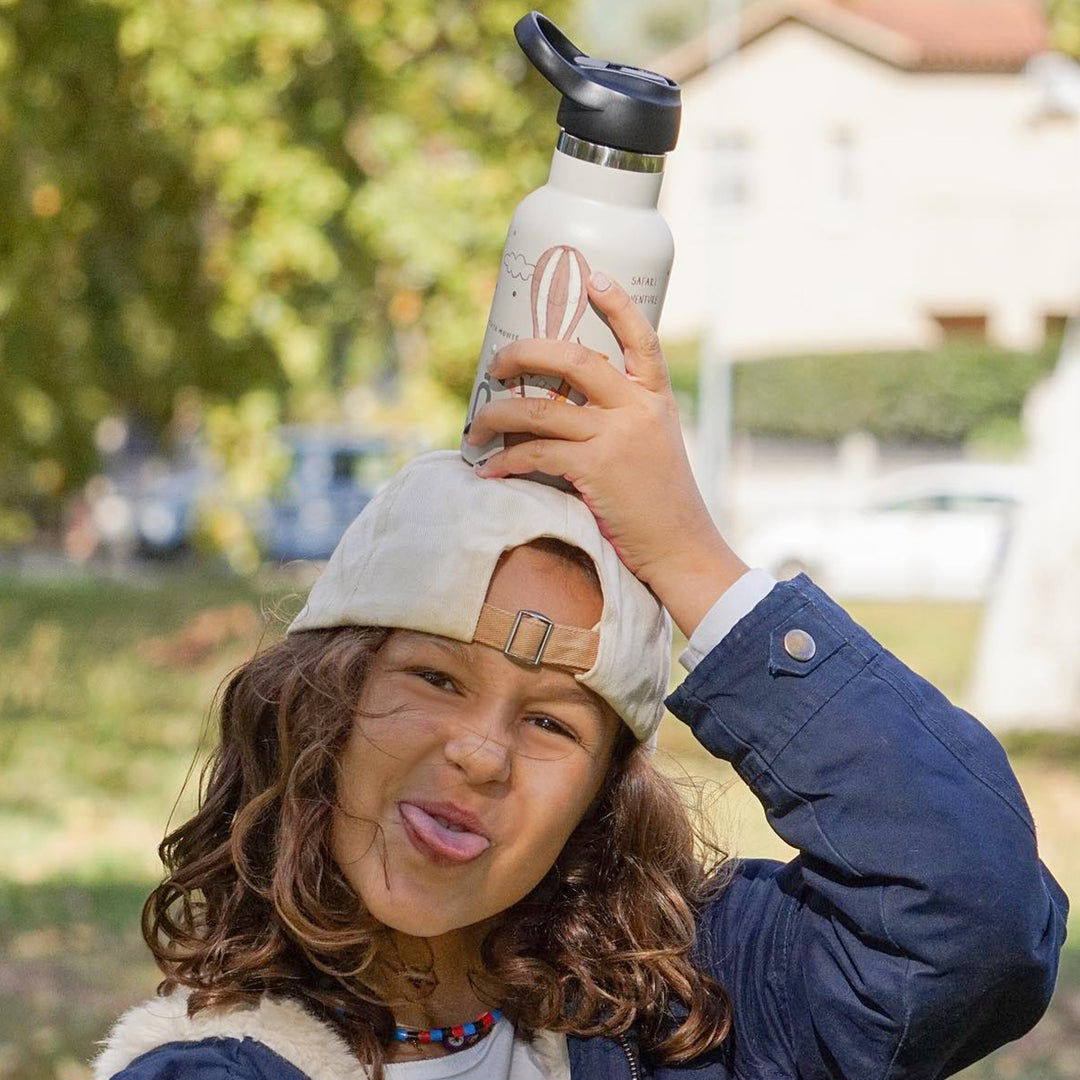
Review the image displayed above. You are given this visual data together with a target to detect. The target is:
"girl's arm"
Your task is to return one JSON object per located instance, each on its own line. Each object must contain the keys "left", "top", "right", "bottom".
{"left": 470, "top": 275, "right": 1068, "bottom": 1076}
{"left": 666, "top": 573, "right": 1067, "bottom": 1077}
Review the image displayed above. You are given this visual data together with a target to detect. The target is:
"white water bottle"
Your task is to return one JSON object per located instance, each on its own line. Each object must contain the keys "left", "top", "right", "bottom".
{"left": 461, "top": 12, "right": 681, "bottom": 486}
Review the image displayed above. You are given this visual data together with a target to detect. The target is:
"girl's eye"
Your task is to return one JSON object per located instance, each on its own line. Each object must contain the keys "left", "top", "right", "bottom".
{"left": 412, "top": 669, "right": 457, "bottom": 692}
{"left": 526, "top": 714, "right": 577, "bottom": 741}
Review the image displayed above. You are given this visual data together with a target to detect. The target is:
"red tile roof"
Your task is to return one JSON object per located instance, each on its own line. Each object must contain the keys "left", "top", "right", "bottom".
{"left": 848, "top": 0, "right": 1049, "bottom": 70}
{"left": 653, "top": 0, "right": 1052, "bottom": 81}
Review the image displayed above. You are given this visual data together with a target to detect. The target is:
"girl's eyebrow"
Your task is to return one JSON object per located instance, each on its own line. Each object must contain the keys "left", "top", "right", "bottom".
{"left": 532, "top": 684, "right": 609, "bottom": 723}
{"left": 393, "top": 632, "right": 474, "bottom": 667}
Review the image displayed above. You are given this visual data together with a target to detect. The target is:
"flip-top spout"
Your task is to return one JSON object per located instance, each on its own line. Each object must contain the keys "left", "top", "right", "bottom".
{"left": 514, "top": 12, "right": 682, "bottom": 155}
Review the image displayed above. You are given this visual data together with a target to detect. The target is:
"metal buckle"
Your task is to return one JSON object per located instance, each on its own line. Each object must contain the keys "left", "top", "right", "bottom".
{"left": 504, "top": 609, "right": 554, "bottom": 666}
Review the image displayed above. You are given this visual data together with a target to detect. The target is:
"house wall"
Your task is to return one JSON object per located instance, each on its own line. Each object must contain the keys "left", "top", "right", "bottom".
{"left": 658, "top": 20, "right": 1080, "bottom": 356}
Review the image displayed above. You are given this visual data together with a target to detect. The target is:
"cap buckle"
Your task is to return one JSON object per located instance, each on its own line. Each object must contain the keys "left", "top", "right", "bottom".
{"left": 504, "top": 609, "right": 555, "bottom": 666}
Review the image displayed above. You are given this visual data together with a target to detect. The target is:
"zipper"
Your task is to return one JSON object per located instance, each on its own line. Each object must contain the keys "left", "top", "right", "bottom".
{"left": 616, "top": 1033, "right": 641, "bottom": 1080}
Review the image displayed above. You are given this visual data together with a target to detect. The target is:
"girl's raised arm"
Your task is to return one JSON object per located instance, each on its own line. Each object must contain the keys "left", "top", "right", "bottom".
{"left": 470, "top": 277, "right": 1068, "bottom": 1076}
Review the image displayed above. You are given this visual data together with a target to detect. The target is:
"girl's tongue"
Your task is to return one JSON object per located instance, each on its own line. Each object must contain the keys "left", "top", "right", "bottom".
{"left": 400, "top": 803, "right": 491, "bottom": 862}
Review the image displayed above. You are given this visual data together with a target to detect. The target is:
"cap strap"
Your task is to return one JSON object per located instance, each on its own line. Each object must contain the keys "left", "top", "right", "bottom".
{"left": 474, "top": 603, "right": 599, "bottom": 670}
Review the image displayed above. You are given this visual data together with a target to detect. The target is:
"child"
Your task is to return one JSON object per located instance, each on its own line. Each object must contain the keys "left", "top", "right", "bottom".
{"left": 94, "top": 274, "right": 1067, "bottom": 1080}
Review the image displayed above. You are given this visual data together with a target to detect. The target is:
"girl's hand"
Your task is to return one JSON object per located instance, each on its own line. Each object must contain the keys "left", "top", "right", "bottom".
{"left": 464, "top": 272, "right": 748, "bottom": 638}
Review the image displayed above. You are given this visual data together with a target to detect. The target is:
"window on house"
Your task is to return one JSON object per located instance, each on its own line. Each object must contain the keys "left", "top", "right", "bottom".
{"left": 828, "top": 127, "right": 859, "bottom": 209}
{"left": 332, "top": 450, "right": 361, "bottom": 484}
{"left": 708, "top": 131, "right": 753, "bottom": 209}
{"left": 1045, "top": 313, "right": 1070, "bottom": 342}
{"left": 932, "top": 313, "right": 988, "bottom": 342}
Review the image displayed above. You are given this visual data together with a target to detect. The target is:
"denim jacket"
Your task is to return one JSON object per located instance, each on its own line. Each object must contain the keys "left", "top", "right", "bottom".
{"left": 94, "top": 577, "right": 1069, "bottom": 1080}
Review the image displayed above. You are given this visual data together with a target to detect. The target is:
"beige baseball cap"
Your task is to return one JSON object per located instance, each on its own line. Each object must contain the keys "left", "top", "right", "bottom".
{"left": 287, "top": 450, "right": 672, "bottom": 741}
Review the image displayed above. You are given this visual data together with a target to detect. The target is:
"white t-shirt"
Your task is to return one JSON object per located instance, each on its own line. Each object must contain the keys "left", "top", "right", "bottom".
{"left": 383, "top": 1021, "right": 569, "bottom": 1079}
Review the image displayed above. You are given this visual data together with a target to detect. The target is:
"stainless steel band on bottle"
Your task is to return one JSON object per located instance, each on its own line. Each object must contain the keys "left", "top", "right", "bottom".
{"left": 557, "top": 131, "right": 666, "bottom": 174}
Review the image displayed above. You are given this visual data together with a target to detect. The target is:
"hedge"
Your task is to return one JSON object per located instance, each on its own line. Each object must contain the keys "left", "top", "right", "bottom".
{"left": 666, "top": 339, "right": 1061, "bottom": 445}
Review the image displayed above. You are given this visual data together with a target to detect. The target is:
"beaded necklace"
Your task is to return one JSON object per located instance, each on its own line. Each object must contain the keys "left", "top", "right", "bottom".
{"left": 393, "top": 1008, "right": 504, "bottom": 1052}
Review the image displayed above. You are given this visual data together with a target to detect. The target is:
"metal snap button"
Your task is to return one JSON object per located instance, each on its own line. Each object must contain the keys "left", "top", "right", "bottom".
{"left": 783, "top": 628, "right": 817, "bottom": 662}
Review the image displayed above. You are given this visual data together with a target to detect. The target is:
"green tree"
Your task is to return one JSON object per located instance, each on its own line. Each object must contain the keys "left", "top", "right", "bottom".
{"left": 0, "top": 0, "right": 574, "bottom": 551}
{"left": 1050, "top": 0, "right": 1080, "bottom": 56}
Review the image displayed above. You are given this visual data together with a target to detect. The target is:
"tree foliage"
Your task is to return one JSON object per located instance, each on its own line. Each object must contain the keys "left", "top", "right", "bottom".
{"left": 1050, "top": 0, "right": 1080, "bottom": 56}
{"left": 0, "top": 0, "right": 573, "bottom": 538}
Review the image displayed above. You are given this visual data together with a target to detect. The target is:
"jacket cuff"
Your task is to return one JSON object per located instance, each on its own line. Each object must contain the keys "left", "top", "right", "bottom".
{"left": 665, "top": 574, "right": 880, "bottom": 781}
{"left": 678, "top": 568, "right": 777, "bottom": 672}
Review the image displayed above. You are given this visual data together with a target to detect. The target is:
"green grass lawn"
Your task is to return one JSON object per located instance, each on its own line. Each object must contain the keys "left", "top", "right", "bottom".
{"left": 1, "top": 569, "right": 1076, "bottom": 1080}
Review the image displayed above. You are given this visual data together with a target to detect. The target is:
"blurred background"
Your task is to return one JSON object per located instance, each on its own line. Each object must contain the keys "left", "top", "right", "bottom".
{"left": 3, "top": 0, "right": 1080, "bottom": 1076}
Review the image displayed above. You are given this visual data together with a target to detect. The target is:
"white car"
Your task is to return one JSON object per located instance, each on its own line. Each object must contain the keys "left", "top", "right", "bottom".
{"left": 740, "top": 463, "right": 1030, "bottom": 600}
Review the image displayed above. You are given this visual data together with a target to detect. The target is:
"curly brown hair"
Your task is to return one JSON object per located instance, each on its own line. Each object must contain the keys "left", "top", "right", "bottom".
{"left": 143, "top": 552, "right": 734, "bottom": 1076}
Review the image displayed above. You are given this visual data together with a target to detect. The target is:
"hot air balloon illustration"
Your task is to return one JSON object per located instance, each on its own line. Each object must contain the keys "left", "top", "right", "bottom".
{"left": 531, "top": 244, "right": 590, "bottom": 340}
{"left": 530, "top": 244, "right": 591, "bottom": 404}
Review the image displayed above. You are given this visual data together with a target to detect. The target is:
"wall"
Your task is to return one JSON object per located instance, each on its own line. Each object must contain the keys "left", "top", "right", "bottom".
{"left": 658, "top": 20, "right": 1080, "bottom": 356}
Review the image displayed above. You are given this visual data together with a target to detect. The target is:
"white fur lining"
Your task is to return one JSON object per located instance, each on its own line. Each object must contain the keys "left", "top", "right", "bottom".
{"left": 516, "top": 1029, "right": 572, "bottom": 1079}
{"left": 91, "top": 986, "right": 365, "bottom": 1080}
{"left": 93, "top": 988, "right": 572, "bottom": 1079}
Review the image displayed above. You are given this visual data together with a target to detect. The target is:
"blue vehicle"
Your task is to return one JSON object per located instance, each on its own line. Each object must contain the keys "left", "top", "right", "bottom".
{"left": 260, "top": 427, "right": 391, "bottom": 562}
{"left": 121, "top": 427, "right": 392, "bottom": 562}
{"left": 131, "top": 461, "right": 210, "bottom": 554}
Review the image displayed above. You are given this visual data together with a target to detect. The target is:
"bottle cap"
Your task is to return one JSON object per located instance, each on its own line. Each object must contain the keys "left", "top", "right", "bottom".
{"left": 515, "top": 12, "right": 681, "bottom": 156}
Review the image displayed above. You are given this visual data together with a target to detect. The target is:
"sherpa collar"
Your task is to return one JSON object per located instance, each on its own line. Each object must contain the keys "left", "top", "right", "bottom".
{"left": 91, "top": 987, "right": 363, "bottom": 1080}
{"left": 93, "top": 987, "right": 572, "bottom": 1080}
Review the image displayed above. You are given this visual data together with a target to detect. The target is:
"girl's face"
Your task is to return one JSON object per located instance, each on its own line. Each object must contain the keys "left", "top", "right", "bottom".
{"left": 331, "top": 546, "right": 621, "bottom": 938}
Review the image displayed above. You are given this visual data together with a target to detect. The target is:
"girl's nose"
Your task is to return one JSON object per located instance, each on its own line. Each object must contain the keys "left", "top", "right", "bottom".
{"left": 443, "top": 725, "right": 513, "bottom": 786}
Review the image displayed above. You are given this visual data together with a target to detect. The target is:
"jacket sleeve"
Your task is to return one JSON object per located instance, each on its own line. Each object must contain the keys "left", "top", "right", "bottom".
{"left": 664, "top": 574, "right": 1069, "bottom": 1080}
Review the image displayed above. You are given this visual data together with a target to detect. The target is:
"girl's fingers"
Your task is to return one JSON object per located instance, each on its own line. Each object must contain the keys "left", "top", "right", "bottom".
{"left": 465, "top": 396, "right": 600, "bottom": 449}
{"left": 587, "top": 273, "right": 671, "bottom": 392}
{"left": 474, "top": 439, "right": 580, "bottom": 483}
{"left": 488, "top": 339, "right": 636, "bottom": 408}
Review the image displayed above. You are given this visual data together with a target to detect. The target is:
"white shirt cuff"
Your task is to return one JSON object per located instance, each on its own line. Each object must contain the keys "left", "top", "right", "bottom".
{"left": 678, "top": 568, "right": 778, "bottom": 673}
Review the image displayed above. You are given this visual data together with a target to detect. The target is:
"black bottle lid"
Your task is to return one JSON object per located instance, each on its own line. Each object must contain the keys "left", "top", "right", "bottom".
{"left": 515, "top": 12, "right": 681, "bottom": 155}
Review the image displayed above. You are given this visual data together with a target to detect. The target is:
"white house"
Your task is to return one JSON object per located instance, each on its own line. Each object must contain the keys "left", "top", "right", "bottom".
{"left": 653, "top": 0, "right": 1080, "bottom": 357}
